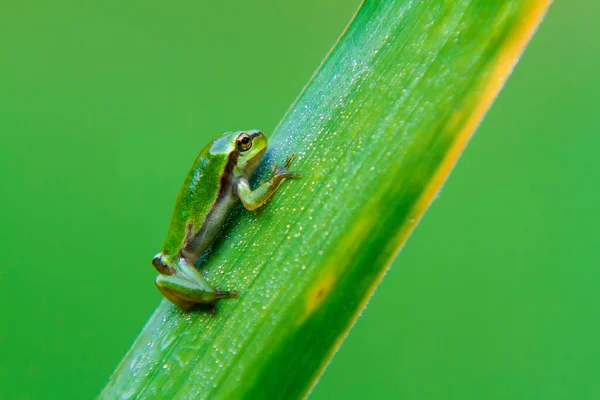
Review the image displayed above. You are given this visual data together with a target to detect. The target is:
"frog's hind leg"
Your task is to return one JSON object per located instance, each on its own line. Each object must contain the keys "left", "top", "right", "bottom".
{"left": 155, "top": 275, "right": 197, "bottom": 310}
{"left": 154, "top": 257, "right": 238, "bottom": 310}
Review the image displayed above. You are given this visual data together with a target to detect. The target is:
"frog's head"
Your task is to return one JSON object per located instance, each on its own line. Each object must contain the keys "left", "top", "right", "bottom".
{"left": 210, "top": 130, "right": 268, "bottom": 176}
{"left": 230, "top": 129, "right": 267, "bottom": 175}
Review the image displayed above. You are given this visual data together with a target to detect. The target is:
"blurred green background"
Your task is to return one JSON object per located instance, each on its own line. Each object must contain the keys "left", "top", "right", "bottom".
{"left": 1, "top": 1, "right": 598, "bottom": 399}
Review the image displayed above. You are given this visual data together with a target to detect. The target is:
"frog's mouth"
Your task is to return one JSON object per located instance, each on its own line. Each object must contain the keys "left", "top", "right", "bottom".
{"left": 244, "top": 147, "right": 266, "bottom": 174}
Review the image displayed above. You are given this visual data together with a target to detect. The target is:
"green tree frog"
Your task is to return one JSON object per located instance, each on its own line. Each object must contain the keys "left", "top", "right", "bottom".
{"left": 152, "top": 130, "right": 300, "bottom": 310}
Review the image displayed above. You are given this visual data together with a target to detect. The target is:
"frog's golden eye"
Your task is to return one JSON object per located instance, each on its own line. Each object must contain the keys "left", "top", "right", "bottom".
{"left": 236, "top": 132, "right": 253, "bottom": 152}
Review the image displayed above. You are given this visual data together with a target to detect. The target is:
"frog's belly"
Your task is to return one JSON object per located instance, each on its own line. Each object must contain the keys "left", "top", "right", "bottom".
{"left": 181, "top": 192, "right": 238, "bottom": 265}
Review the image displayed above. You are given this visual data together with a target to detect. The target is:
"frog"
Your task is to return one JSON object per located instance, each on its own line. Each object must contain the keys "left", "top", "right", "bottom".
{"left": 151, "top": 130, "right": 300, "bottom": 310}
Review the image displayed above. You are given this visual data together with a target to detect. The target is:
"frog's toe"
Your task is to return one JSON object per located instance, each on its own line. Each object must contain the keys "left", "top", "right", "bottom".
{"left": 283, "top": 153, "right": 296, "bottom": 168}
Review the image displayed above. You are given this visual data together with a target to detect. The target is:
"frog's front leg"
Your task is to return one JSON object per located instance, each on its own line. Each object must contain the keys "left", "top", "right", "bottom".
{"left": 154, "top": 257, "right": 237, "bottom": 310}
{"left": 237, "top": 154, "right": 301, "bottom": 211}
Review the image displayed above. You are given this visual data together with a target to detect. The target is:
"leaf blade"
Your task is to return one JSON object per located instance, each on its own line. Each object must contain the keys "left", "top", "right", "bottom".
{"left": 100, "top": 1, "right": 551, "bottom": 398}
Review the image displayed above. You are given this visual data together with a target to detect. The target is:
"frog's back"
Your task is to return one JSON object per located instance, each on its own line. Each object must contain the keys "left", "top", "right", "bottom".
{"left": 161, "top": 141, "right": 230, "bottom": 257}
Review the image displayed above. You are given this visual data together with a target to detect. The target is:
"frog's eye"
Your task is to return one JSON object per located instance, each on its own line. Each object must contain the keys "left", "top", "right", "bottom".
{"left": 236, "top": 132, "right": 253, "bottom": 152}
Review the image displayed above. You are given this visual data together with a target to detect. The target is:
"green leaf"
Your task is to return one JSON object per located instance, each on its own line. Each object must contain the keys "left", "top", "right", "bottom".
{"left": 101, "top": 1, "right": 551, "bottom": 398}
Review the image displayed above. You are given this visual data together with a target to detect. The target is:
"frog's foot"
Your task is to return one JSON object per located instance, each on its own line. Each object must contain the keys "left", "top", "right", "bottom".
{"left": 215, "top": 286, "right": 238, "bottom": 300}
{"left": 155, "top": 274, "right": 238, "bottom": 311}
{"left": 268, "top": 154, "right": 302, "bottom": 181}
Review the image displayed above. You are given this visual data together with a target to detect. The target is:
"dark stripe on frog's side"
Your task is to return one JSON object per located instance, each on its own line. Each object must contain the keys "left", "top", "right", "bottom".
{"left": 180, "top": 150, "right": 239, "bottom": 264}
